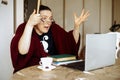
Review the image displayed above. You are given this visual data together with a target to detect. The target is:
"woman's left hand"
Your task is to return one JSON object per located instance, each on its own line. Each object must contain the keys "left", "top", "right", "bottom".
{"left": 74, "top": 9, "right": 90, "bottom": 29}
{"left": 72, "top": 9, "right": 90, "bottom": 43}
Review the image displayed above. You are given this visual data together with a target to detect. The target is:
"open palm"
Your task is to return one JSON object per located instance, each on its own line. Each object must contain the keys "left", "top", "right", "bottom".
{"left": 74, "top": 9, "right": 90, "bottom": 28}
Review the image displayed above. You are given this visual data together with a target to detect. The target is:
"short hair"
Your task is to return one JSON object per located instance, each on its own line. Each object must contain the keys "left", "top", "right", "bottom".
{"left": 40, "top": 5, "right": 51, "bottom": 11}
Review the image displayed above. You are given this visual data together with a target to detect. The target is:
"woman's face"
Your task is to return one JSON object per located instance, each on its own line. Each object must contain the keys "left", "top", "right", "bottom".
{"left": 35, "top": 10, "right": 53, "bottom": 35}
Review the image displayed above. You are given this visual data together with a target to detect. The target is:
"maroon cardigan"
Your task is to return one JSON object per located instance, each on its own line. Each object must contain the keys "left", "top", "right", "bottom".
{"left": 10, "top": 22, "right": 80, "bottom": 73}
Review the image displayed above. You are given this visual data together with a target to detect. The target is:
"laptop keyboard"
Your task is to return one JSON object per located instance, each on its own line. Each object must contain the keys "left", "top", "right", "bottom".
{"left": 62, "top": 60, "right": 85, "bottom": 71}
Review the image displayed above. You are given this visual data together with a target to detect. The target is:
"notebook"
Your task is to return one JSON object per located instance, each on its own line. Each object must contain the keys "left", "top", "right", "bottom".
{"left": 62, "top": 34, "right": 116, "bottom": 71}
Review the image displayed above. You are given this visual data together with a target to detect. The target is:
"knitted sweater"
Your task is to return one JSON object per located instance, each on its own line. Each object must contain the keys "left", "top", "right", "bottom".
{"left": 10, "top": 22, "right": 80, "bottom": 73}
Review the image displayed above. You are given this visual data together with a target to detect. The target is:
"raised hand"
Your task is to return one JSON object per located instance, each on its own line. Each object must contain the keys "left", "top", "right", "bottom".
{"left": 73, "top": 9, "right": 90, "bottom": 43}
{"left": 74, "top": 9, "right": 90, "bottom": 29}
{"left": 27, "top": 9, "right": 41, "bottom": 27}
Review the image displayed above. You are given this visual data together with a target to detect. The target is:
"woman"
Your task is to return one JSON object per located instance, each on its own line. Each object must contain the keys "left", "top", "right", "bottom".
{"left": 10, "top": 5, "right": 89, "bottom": 73}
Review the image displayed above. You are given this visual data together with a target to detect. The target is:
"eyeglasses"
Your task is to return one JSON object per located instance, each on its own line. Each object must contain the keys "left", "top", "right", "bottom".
{"left": 40, "top": 17, "right": 54, "bottom": 23}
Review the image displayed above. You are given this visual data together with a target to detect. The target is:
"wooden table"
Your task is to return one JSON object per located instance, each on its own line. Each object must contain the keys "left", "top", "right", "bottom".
{"left": 11, "top": 58, "right": 120, "bottom": 80}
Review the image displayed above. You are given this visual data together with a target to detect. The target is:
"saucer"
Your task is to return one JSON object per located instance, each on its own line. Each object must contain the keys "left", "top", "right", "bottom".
{"left": 37, "top": 65, "right": 56, "bottom": 71}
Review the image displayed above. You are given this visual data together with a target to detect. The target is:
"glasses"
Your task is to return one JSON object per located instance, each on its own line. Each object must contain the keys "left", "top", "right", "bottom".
{"left": 40, "top": 17, "right": 54, "bottom": 23}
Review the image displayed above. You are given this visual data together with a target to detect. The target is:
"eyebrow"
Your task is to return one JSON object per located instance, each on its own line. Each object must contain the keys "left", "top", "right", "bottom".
{"left": 41, "top": 15, "right": 53, "bottom": 18}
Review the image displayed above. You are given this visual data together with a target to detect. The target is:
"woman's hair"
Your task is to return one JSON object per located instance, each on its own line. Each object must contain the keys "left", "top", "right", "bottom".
{"left": 40, "top": 5, "right": 51, "bottom": 11}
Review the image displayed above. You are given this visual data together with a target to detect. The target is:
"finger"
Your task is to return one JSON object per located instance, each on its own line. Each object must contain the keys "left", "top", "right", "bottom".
{"left": 74, "top": 13, "right": 77, "bottom": 20}
{"left": 79, "top": 9, "right": 85, "bottom": 18}
{"left": 84, "top": 11, "right": 90, "bottom": 20}
{"left": 30, "top": 9, "right": 36, "bottom": 17}
{"left": 34, "top": 9, "right": 36, "bottom": 13}
{"left": 81, "top": 10, "right": 89, "bottom": 19}
{"left": 85, "top": 11, "right": 90, "bottom": 17}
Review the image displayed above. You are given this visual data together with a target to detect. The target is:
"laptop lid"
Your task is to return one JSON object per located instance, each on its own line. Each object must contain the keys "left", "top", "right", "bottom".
{"left": 85, "top": 34, "right": 116, "bottom": 71}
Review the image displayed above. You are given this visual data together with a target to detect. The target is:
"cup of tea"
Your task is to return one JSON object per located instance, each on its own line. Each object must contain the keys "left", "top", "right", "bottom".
{"left": 39, "top": 57, "right": 53, "bottom": 70}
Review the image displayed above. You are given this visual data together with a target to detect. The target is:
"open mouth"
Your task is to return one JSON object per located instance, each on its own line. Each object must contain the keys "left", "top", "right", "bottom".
{"left": 44, "top": 26, "right": 50, "bottom": 30}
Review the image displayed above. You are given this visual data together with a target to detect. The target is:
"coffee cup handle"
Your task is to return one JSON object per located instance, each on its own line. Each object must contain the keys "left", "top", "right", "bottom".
{"left": 39, "top": 61, "right": 42, "bottom": 65}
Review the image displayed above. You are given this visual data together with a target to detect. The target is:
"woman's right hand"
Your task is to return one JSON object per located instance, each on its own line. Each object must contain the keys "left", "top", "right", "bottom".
{"left": 18, "top": 9, "right": 41, "bottom": 55}
{"left": 27, "top": 9, "right": 41, "bottom": 27}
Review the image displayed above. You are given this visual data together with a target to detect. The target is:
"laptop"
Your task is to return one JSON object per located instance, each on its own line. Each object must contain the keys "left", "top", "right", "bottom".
{"left": 62, "top": 34, "right": 116, "bottom": 71}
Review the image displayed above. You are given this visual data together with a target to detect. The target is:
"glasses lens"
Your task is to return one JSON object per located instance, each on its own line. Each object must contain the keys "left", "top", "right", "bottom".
{"left": 41, "top": 18, "right": 54, "bottom": 23}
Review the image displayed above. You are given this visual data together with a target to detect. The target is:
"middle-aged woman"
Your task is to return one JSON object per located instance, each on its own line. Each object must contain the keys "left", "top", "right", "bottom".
{"left": 10, "top": 5, "right": 89, "bottom": 73}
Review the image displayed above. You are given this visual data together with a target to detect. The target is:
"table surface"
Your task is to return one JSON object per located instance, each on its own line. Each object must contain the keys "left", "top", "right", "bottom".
{"left": 11, "top": 58, "right": 120, "bottom": 80}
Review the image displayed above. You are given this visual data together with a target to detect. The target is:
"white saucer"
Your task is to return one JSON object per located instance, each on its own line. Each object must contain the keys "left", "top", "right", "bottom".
{"left": 37, "top": 65, "right": 56, "bottom": 71}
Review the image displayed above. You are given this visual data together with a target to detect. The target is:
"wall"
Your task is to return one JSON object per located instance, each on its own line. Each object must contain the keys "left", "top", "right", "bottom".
{"left": 113, "top": 0, "right": 120, "bottom": 24}
{"left": 101, "top": 0, "right": 112, "bottom": 33}
{"left": 0, "top": 0, "right": 14, "bottom": 80}
{"left": 15, "top": 0, "right": 24, "bottom": 30}
{"left": 0, "top": 0, "right": 24, "bottom": 79}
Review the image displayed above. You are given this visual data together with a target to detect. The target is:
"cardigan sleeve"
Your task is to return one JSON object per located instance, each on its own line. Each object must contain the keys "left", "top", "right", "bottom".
{"left": 10, "top": 22, "right": 48, "bottom": 73}
{"left": 51, "top": 23, "right": 80, "bottom": 57}
{"left": 10, "top": 23, "right": 28, "bottom": 72}
{"left": 68, "top": 30, "right": 80, "bottom": 55}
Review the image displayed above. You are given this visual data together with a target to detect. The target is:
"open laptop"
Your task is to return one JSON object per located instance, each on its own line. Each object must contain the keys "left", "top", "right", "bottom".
{"left": 62, "top": 34, "right": 116, "bottom": 71}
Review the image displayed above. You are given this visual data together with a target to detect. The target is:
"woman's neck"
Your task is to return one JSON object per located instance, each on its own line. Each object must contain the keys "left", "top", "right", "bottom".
{"left": 34, "top": 27, "right": 43, "bottom": 35}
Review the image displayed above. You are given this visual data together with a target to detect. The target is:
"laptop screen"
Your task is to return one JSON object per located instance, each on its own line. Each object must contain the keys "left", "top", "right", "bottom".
{"left": 85, "top": 34, "right": 116, "bottom": 71}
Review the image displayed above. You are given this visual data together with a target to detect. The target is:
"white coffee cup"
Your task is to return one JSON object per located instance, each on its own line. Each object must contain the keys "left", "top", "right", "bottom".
{"left": 39, "top": 57, "right": 53, "bottom": 70}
